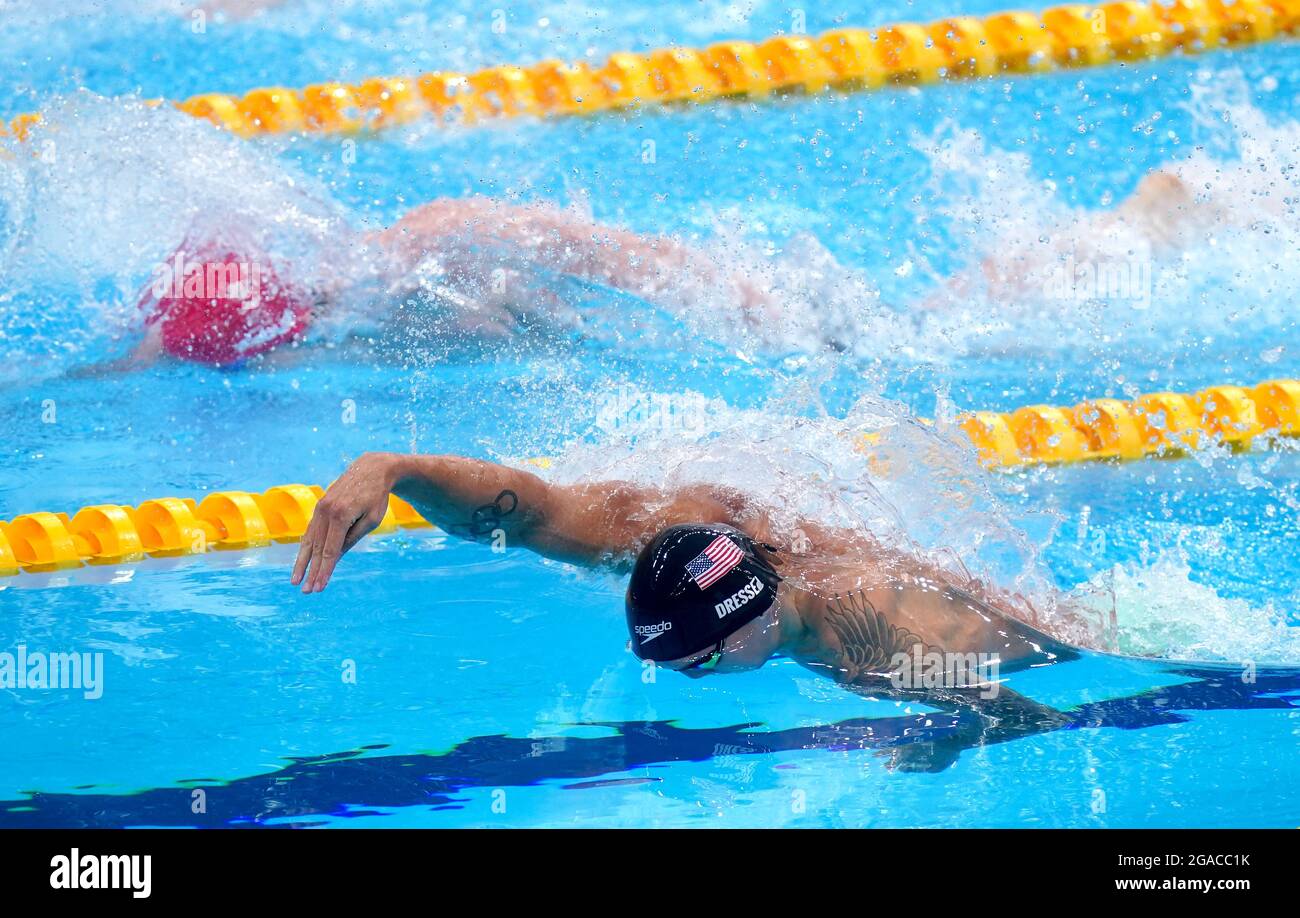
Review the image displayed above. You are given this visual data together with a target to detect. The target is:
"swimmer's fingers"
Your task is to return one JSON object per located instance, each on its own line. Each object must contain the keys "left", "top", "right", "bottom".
{"left": 290, "top": 534, "right": 313, "bottom": 587}
{"left": 292, "top": 501, "right": 333, "bottom": 588}
{"left": 304, "top": 514, "right": 345, "bottom": 592}
{"left": 290, "top": 507, "right": 330, "bottom": 587}
{"left": 339, "top": 512, "right": 379, "bottom": 556}
{"left": 294, "top": 512, "right": 336, "bottom": 593}
{"left": 305, "top": 513, "right": 348, "bottom": 593}
{"left": 303, "top": 503, "right": 383, "bottom": 593}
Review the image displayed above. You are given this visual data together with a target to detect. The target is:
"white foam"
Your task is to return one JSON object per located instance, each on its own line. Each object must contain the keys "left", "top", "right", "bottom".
{"left": 527, "top": 384, "right": 1300, "bottom": 662}
{"left": 1080, "top": 552, "right": 1300, "bottom": 664}
{"left": 0, "top": 93, "right": 352, "bottom": 374}
{"left": 532, "top": 385, "right": 1106, "bottom": 643}
{"left": 908, "top": 71, "right": 1300, "bottom": 358}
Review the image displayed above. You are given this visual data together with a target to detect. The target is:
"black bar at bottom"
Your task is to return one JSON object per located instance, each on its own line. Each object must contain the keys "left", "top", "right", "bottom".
{"left": 0, "top": 827, "right": 1286, "bottom": 904}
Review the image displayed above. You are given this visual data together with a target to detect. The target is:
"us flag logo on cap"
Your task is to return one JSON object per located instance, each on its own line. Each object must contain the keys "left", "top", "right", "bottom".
{"left": 685, "top": 534, "right": 744, "bottom": 589}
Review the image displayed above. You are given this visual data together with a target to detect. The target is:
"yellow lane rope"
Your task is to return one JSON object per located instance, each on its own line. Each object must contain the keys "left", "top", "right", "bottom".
{"left": 2, "top": 379, "right": 1298, "bottom": 577}
{"left": 2, "top": 0, "right": 1296, "bottom": 140}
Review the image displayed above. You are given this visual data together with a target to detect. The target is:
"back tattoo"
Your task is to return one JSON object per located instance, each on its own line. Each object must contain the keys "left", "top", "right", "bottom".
{"left": 823, "top": 589, "right": 930, "bottom": 681}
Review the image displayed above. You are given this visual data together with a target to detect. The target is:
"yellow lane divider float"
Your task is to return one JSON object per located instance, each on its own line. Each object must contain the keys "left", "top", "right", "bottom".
{"left": 2, "top": 379, "right": 1299, "bottom": 577}
{"left": 3, "top": 0, "right": 1297, "bottom": 140}
{"left": 959, "top": 379, "right": 1300, "bottom": 466}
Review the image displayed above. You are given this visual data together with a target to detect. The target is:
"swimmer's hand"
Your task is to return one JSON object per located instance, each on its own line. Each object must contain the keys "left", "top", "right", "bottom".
{"left": 292, "top": 453, "right": 397, "bottom": 593}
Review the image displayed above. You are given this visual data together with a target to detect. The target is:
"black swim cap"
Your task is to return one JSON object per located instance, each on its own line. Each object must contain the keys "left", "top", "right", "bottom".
{"left": 626, "top": 524, "right": 781, "bottom": 663}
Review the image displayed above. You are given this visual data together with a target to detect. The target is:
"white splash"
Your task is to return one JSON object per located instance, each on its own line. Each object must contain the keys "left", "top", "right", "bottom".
{"left": 908, "top": 71, "right": 1300, "bottom": 358}
{"left": 533, "top": 385, "right": 1103, "bottom": 646}
{"left": 527, "top": 383, "right": 1300, "bottom": 663}
{"left": 0, "top": 93, "right": 352, "bottom": 376}
{"left": 1082, "top": 552, "right": 1300, "bottom": 663}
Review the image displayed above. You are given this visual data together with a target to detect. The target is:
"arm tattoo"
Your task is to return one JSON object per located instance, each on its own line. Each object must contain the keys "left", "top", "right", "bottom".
{"left": 824, "top": 590, "right": 929, "bottom": 680}
{"left": 447, "top": 489, "right": 518, "bottom": 542}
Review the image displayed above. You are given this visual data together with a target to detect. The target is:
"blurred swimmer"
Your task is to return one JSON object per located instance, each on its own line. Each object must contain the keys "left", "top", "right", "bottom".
{"left": 133, "top": 166, "right": 1246, "bottom": 368}
{"left": 131, "top": 196, "right": 779, "bottom": 367}
{"left": 924, "top": 169, "right": 1240, "bottom": 308}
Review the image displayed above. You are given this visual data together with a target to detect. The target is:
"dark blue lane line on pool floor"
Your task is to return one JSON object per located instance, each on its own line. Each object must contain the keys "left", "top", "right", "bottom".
{"left": 2, "top": 665, "right": 1296, "bottom": 828}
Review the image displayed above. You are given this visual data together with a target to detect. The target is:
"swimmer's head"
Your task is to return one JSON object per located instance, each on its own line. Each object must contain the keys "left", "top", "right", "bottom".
{"left": 1131, "top": 170, "right": 1192, "bottom": 209}
{"left": 139, "top": 235, "right": 315, "bottom": 366}
{"left": 625, "top": 523, "right": 782, "bottom": 673}
{"left": 1119, "top": 170, "right": 1201, "bottom": 245}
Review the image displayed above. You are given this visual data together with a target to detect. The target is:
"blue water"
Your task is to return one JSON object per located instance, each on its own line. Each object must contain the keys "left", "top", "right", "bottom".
{"left": 1, "top": 0, "right": 1298, "bottom": 827}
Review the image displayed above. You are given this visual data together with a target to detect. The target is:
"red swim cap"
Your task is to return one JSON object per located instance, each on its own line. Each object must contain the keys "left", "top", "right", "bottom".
{"left": 141, "top": 239, "right": 313, "bottom": 366}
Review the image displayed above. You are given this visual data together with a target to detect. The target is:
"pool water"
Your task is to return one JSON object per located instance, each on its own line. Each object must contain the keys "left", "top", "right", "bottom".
{"left": 1, "top": 0, "right": 1298, "bottom": 828}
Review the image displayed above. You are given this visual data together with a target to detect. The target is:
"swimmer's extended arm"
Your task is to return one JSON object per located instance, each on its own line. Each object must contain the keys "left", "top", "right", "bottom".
{"left": 66, "top": 326, "right": 165, "bottom": 377}
{"left": 917, "top": 170, "right": 1197, "bottom": 311}
{"left": 291, "top": 452, "right": 747, "bottom": 593}
{"left": 374, "top": 197, "right": 775, "bottom": 314}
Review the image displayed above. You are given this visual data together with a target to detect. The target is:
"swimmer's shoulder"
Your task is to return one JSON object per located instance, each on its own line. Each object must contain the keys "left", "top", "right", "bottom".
{"left": 785, "top": 581, "right": 922, "bottom": 685}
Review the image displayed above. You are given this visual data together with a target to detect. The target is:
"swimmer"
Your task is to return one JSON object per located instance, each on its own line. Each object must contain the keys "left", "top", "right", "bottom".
{"left": 131, "top": 197, "right": 778, "bottom": 367}
{"left": 132, "top": 167, "right": 1226, "bottom": 368}
{"left": 291, "top": 450, "right": 1076, "bottom": 759}
{"left": 922, "top": 168, "right": 1225, "bottom": 309}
